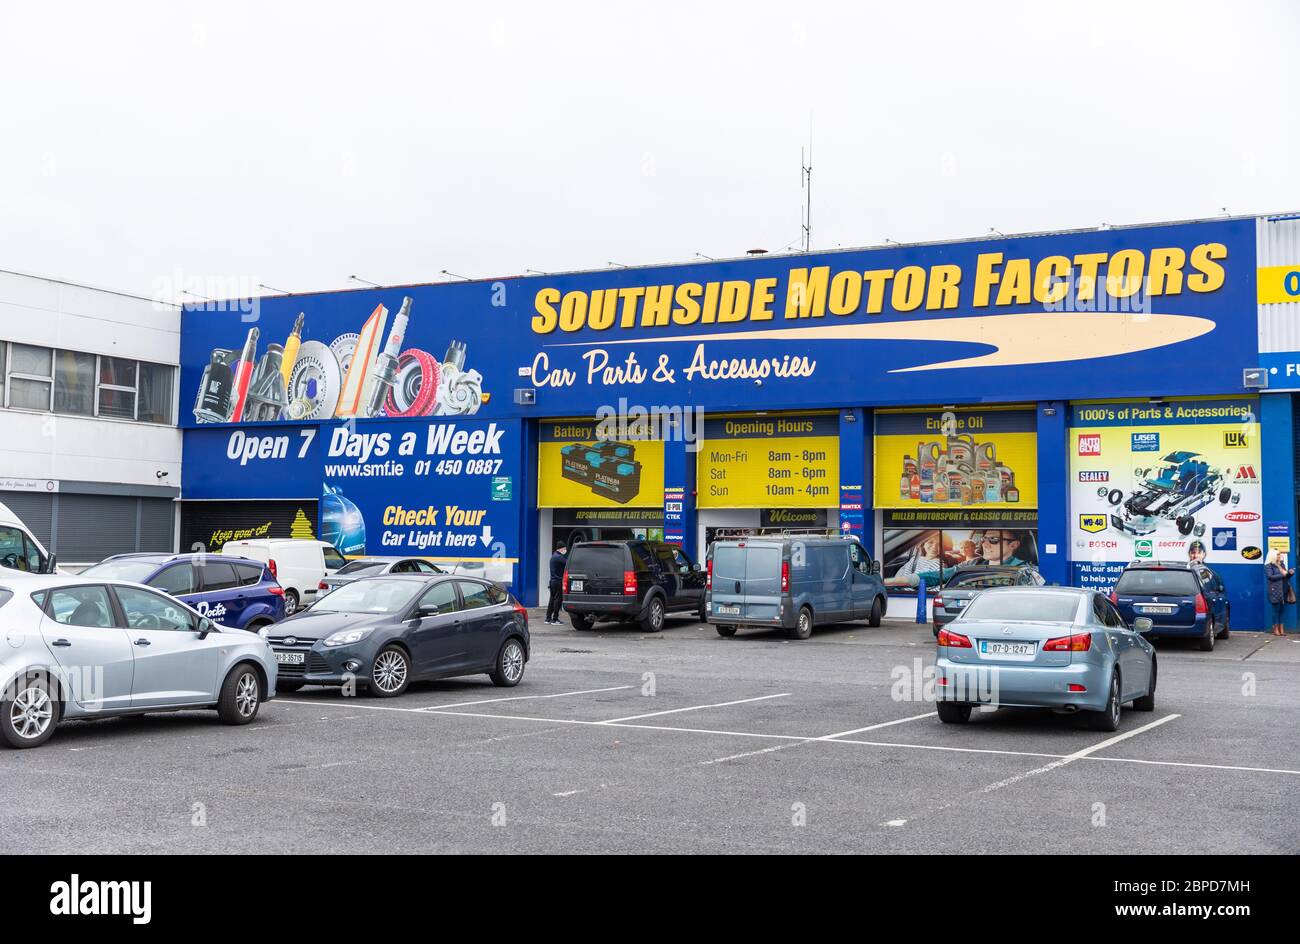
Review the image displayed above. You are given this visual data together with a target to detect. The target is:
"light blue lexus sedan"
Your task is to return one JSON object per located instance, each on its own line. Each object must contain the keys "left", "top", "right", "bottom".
{"left": 934, "top": 586, "right": 1156, "bottom": 731}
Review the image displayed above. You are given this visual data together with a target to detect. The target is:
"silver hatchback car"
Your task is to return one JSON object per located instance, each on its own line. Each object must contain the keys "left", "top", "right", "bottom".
{"left": 0, "top": 574, "right": 278, "bottom": 749}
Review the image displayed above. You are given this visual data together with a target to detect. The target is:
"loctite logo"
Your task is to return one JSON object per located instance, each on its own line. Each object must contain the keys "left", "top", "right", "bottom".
{"left": 1077, "top": 434, "right": 1102, "bottom": 456}
{"left": 1226, "top": 511, "right": 1261, "bottom": 522}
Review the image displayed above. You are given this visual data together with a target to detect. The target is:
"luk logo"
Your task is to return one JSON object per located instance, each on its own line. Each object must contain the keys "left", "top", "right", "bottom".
{"left": 1223, "top": 430, "right": 1249, "bottom": 448}
{"left": 1077, "top": 434, "right": 1102, "bottom": 456}
{"left": 1234, "top": 464, "right": 1258, "bottom": 483}
{"left": 1078, "top": 470, "right": 1110, "bottom": 483}
{"left": 50, "top": 874, "right": 152, "bottom": 925}
{"left": 1079, "top": 514, "right": 1107, "bottom": 533}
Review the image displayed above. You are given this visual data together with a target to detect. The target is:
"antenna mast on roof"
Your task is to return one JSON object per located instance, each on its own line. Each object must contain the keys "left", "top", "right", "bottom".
{"left": 800, "top": 121, "right": 813, "bottom": 252}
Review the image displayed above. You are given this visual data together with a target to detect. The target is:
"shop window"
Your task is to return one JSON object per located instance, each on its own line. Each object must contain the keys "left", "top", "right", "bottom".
{"left": 53, "top": 350, "right": 96, "bottom": 415}
{"left": 2, "top": 341, "right": 174, "bottom": 425}
{"left": 8, "top": 343, "right": 53, "bottom": 411}
{"left": 97, "top": 357, "right": 138, "bottom": 419}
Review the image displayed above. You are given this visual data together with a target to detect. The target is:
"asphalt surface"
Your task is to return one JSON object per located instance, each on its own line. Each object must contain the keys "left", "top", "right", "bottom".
{"left": 3, "top": 611, "right": 1298, "bottom": 854}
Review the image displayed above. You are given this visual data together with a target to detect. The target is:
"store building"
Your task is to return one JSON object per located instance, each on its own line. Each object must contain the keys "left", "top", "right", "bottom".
{"left": 177, "top": 214, "right": 1300, "bottom": 630}
{"left": 0, "top": 269, "right": 181, "bottom": 567}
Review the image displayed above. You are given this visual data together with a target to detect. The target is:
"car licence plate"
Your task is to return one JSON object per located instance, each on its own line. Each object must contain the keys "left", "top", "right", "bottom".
{"left": 1138, "top": 604, "right": 1175, "bottom": 614}
{"left": 979, "top": 640, "right": 1036, "bottom": 658}
{"left": 716, "top": 605, "right": 740, "bottom": 616}
{"left": 570, "top": 580, "right": 584, "bottom": 592}
{"left": 274, "top": 651, "right": 305, "bottom": 665}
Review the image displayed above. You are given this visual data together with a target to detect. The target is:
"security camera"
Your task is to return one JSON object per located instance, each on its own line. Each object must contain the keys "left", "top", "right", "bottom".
{"left": 155, "top": 470, "right": 169, "bottom": 479}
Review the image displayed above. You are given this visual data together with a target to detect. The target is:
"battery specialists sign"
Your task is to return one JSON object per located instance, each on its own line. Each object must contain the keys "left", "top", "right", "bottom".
{"left": 874, "top": 407, "right": 1037, "bottom": 510}
{"left": 1068, "top": 397, "right": 1261, "bottom": 592}
{"left": 537, "top": 419, "right": 665, "bottom": 508}
{"left": 181, "top": 417, "right": 523, "bottom": 585}
{"left": 696, "top": 413, "right": 838, "bottom": 508}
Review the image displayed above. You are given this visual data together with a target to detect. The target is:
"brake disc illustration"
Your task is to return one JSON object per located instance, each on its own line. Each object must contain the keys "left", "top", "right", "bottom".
{"left": 329, "top": 333, "right": 360, "bottom": 377}
{"left": 384, "top": 349, "right": 441, "bottom": 417}
{"left": 284, "top": 340, "right": 342, "bottom": 420}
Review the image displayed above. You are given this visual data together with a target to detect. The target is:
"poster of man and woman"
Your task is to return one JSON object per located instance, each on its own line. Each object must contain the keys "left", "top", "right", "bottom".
{"left": 882, "top": 527, "right": 1039, "bottom": 594}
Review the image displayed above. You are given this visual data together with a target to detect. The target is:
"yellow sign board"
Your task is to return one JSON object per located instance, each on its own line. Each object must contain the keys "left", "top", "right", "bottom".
{"left": 538, "top": 420, "right": 664, "bottom": 508}
{"left": 1257, "top": 266, "right": 1300, "bottom": 305}
{"left": 874, "top": 407, "right": 1037, "bottom": 510}
{"left": 696, "top": 414, "right": 838, "bottom": 509}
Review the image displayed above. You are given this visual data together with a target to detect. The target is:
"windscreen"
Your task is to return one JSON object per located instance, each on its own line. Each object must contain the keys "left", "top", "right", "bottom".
{"left": 337, "top": 561, "right": 389, "bottom": 576}
{"left": 310, "top": 578, "right": 422, "bottom": 614}
{"left": 961, "top": 591, "right": 1080, "bottom": 623}
{"left": 945, "top": 570, "right": 1017, "bottom": 589}
{"left": 79, "top": 559, "right": 158, "bottom": 583}
{"left": 1114, "top": 569, "right": 1199, "bottom": 596}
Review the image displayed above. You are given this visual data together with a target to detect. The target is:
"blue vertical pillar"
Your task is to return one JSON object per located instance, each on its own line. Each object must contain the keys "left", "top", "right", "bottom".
{"left": 1260, "top": 393, "right": 1296, "bottom": 630}
{"left": 663, "top": 430, "right": 698, "bottom": 560}
{"left": 1036, "top": 400, "right": 1069, "bottom": 587}
{"left": 519, "top": 419, "right": 541, "bottom": 606}
{"left": 838, "top": 408, "right": 873, "bottom": 551}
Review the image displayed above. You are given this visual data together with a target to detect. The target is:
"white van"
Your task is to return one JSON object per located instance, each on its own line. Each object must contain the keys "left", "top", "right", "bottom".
{"left": 221, "top": 539, "right": 346, "bottom": 614}
{"left": 0, "top": 500, "right": 57, "bottom": 575}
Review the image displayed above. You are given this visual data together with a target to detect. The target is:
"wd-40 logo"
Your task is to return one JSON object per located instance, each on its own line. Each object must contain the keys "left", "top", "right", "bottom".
{"left": 1077, "top": 434, "right": 1102, "bottom": 456}
{"left": 1134, "top": 539, "right": 1154, "bottom": 558}
{"left": 1079, "top": 514, "right": 1107, "bottom": 533}
{"left": 194, "top": 601, "right": 228, "bottom": 622}
{"left": 1078, "top": 470, "right": 1110, "bottom": 483}
{"left": 1223, "top": 430, "right": 1249, "bottom": 448}
{"left": 1234, "top": 464, "right": 1258, "bottom": 483}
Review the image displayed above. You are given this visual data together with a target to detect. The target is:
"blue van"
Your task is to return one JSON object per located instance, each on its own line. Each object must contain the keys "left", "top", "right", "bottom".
{"left": 1110, "top": 560, "right": 1229, "bottom": 651}
{"left": 79, "top": 553, "right": 286, "bottom": 632}
{"left": 706, "top": 534, "right": 887, "bottom": 639}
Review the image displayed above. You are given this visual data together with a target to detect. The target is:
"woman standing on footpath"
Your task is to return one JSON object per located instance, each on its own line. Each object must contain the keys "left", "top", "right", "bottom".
{"left": 1264, "top": 549, "right": 1293, "bottom": 637}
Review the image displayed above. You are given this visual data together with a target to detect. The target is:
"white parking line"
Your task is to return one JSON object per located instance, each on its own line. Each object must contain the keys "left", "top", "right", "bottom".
{"left": 597, "top": 693, "right": 791, "bottom": 724}
{"left": 978, "top": 714, "right": 1180, "bottom": 795}
{"left": 817, "top": 712, "right": 937, "bottom": 740}
{"left": 274, "top": 700, "right": 1300, "bottom": 778}
{"left": 418, "top": 685, "right": 634, "bottom": 711}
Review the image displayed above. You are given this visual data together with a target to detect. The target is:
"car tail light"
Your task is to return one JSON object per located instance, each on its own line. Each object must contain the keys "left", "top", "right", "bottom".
{"left": 706, "top": 558, "right": 713, "bottom": 590}
{"left": 512, "top": 599, "right": 528, "bottom": 621}
{"left": 781, "top": 560, "right": 790, "bottom": 593}
{"left": 1109, "top": 590, "right": 1118, "bottom": 604}
{"left": 1044, "top": 632, "right": 1092, "bottom": 652}
{"left": 318, "top": 581, "right": 328, "bottom": 590}
{"left": 934, "top": 595, "right": 945, "bottom": 609}
{"left": 268, "top": 586, "right": 284, "bottom": 596}
{"left": 623, "top": 570, "right": 637, "bottom": 595}
{"left": 937, "top": 628, "right": 972, "bottom": 648}
{"left": 268, "top": 558, "right": 277, "bottom": 579}
{"left": 1067, "top": 683, "right": 1087, "bottom": 692}
{"left": 562, "top": 570, "right": 569, "bottom": 593}
{"left": 935, "top": 676, "right": 949, "bottom": 686}
{"left": 1195, "top": 594, "right": 1207, "bottom": 614}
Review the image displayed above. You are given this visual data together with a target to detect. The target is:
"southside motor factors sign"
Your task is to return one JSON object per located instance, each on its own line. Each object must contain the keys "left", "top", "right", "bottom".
{"left": 1068, "top": 398, "right": 1262, "bottom": 591}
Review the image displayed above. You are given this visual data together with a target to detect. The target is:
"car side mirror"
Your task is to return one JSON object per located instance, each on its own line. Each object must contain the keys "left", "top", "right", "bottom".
{"left": 197, "top": 617, "right": 215, "bottom": 639}
{"left": 416, "top": 604, "right": 440, "bottom": 618}
{"left": 871, "top": 561, "right": 882, "bottom": 575}
{"left": 1133, "top": 616, "right": 1153, "bottom": 634}
{"left": 42, "top": 554, "right": 58, "bottom": 575}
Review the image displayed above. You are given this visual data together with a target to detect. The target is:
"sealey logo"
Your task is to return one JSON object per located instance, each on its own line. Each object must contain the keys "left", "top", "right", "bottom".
{"left": 50, "top": 874, "right": 152, "bottom": 925}
{"left": 1078, "top": 470, "right": 1110, "bottom": 483}
{"left": 1225, "top": 511, "right": 1261, "bottom": 522}
{"left": 1077, "top": 434, "right": 1102, "bottom": 456}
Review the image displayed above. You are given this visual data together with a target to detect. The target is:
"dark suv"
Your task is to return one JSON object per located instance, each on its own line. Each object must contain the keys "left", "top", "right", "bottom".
{"left": 563, "top": 540, "right": 707, "bottom": 632}
{"left": 1110, "top": 560, "right": 1229, "bottom": 651}
{"left": 79, "top": 552, "right": 286, "bottom": 632}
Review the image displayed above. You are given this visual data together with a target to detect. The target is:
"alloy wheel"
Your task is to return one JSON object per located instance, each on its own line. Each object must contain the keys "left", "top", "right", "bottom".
{"left": 235, "top": 673, "right": 259, "bottom": 718}
{"left": 373, "top": 650, "right": 408, "bottom": 693}
{"left": 502, "top": 641, "right": 524, "bottom": 683}
{"left": 1109, "top": 675, "right": 1120, "bottom": 727}
{"left": 11, "top": 685, "right": 53, "bottom": 740}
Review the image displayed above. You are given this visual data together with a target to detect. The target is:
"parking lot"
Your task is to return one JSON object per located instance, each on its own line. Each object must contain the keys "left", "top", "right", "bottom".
{"left": 3, "top": 613, "right": 1298, "bottom": 855}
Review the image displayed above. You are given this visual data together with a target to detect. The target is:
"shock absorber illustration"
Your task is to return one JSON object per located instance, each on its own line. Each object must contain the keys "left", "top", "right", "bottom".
{"left": 228, "top": 326, "right": 260, "bottom": 423}
{"left": 279, "top": 312, "right": 304, "bottom": 389}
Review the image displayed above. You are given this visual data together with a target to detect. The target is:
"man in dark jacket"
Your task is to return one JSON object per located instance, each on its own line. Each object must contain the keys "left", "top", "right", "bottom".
{"left": 545, "top": 542, "right": 568, "bottom": 624}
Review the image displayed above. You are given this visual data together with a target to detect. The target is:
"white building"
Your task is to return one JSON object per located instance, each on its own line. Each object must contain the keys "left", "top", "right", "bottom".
{"left": 0, "top": 268, "right": 180, "bottom": 566}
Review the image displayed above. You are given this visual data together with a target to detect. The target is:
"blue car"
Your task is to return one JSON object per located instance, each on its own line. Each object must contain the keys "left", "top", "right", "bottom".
{"left": 1110, "top": 560, "right": 1229, "bottom": 651}
{"left": 935, "top": 586, "right": 1156, "bottom": 731}
{"left": 79, "top": 553, "right": 286, "bottom": 632}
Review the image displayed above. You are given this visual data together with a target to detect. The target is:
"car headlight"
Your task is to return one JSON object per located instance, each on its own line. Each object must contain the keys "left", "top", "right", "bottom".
{"left": 324, "top": 628, "right": 374, "bottom": 647}
{"left": 258, "top": 626, "right": 271, "bottom": 639}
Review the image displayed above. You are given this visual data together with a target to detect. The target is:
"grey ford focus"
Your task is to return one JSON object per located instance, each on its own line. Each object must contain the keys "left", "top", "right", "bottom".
{"left": 265, "top": 574, "right": 529, "bottom": 696}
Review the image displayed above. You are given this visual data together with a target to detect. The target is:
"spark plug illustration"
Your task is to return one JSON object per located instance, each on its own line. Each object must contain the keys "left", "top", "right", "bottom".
{"left": 365, "top": 296, "right": 412, "bottom": 417}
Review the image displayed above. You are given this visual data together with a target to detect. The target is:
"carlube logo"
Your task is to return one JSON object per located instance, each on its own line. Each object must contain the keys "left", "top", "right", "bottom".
{"left": 1077, "top": 434, "right": 1102, "bottom": 456}
{"left": 1226, "top": 511, "right": 1261, "bottom": 522}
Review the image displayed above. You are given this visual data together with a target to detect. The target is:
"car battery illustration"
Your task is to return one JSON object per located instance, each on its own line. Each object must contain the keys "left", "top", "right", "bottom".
{"left": 559, "top": 441, "right": 641, "bottom": 503}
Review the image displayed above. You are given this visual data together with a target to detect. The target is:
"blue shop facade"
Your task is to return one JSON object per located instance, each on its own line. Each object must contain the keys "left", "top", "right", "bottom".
{"left": 178, "top": 214, "right": 1300, "bottom": 630}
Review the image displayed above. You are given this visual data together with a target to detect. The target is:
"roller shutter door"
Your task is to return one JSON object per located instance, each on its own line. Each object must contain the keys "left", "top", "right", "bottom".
{"left": 139, "top": 498, "right": 175, "bottom": 552}
{"left": 0, "top": 491, "right": 53, "bottom": 546}
{"left": 55, "top": 494, "right": 139, "bottom": 562}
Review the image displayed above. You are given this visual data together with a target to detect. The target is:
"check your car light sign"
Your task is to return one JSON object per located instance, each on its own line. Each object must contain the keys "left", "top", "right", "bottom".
{"left": 182, "top": 418, "right": 524, "bottom": 584}
{"left": 179, "top": 218, "right": 1256, "bottom": 419}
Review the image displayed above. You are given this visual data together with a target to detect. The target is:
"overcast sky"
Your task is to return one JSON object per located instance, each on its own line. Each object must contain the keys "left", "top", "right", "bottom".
{"left": 1, "top": 0, "right": 1297, "bottom": 303}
